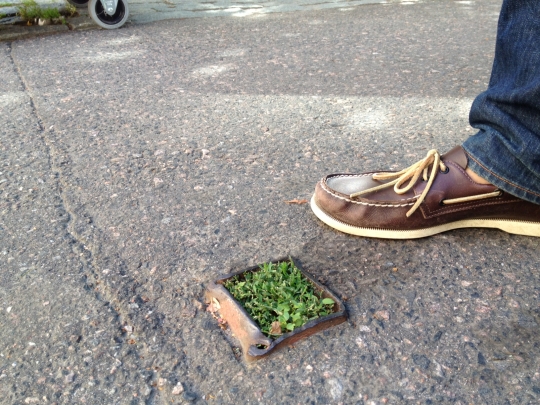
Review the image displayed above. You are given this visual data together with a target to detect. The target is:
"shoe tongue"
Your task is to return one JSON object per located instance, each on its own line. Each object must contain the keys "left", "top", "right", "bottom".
{"left": 441, "top": 146, "right": 468, "bottom": 169}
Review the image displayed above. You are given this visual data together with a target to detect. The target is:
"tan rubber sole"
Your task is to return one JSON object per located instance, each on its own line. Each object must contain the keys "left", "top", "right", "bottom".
{"left": 310, "top": 196, "right": 540, "bottom": 239}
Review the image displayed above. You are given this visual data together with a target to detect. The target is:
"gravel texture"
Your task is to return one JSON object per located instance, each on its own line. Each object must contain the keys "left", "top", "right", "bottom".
{"left": 2, "top": 1, "right": 540, "bottom": 404}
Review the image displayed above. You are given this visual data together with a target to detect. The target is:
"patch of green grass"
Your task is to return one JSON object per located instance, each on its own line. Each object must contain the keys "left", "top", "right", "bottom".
{"left": 17, "top": 0, "right": 41, "bottom": 21}
{"left": 17, "top": 0, "right": 69, "bottom": 22}
{"left": 224, "top": 260, "right": 335, "bottom": 337}
{"left": 41, "top": 6, "right": 60, "bottom": 19}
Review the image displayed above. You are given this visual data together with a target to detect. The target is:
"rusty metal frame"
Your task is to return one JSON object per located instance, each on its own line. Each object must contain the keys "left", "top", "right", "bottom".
{"left": 205, "top": 257, "right": 347, "bottom": 362}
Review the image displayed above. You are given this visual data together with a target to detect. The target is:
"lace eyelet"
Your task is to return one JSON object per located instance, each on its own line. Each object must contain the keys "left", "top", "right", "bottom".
{"left": 439, "top": 199, "right": 445, "bottom": 206}
{"left": 440, "top": 166, "right": 449, "bottom": 174}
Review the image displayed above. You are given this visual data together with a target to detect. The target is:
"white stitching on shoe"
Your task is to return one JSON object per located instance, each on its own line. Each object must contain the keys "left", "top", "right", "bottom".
{"left": 329, "top": 174, "right": 373, "bottom": 178}
{"left": 347, "top": 150, "right": 503, "bottom": 218}
{"left": 349, "top": 149, "right": 446, "bottom": 217}
{"left": 325, "top": 175, "right": 418, "bottom": 202}
{"left": 321, "top": 178, "right": 416, "bottom": 207}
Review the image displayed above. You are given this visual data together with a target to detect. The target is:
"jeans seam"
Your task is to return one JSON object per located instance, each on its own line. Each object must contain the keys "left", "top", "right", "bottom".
{"left": 465, "top": 152, "right": 540, "bottom": 199}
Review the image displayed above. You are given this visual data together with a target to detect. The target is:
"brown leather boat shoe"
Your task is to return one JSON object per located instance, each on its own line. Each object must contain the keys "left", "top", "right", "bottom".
{"left": 311, "top": 146, "right": 540, "bottom": 239}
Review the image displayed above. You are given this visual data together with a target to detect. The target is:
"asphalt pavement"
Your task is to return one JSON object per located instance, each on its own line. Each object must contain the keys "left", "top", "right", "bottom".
{"left": 3, "top": 1, "right": 540, "bottom": 404}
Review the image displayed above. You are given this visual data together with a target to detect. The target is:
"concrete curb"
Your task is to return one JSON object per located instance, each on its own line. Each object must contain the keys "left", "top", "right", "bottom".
{"left": 0, "top": 11, "right": 98, "bottom": 42}
{"left": 0, "top": 0, "right": 67, "bottom": 16}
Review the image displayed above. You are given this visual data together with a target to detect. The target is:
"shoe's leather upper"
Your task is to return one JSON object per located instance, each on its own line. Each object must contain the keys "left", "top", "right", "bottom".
{"left": 315, "top": 146, "right": 540, "bottom": 230}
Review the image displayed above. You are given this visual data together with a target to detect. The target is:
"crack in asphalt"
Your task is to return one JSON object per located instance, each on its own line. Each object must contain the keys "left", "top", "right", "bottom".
{"left": 8, "top": 42, "right": 189, "bottom": 403}
{"left": 5, "top": 42, "right": 43, "bottom": 133}
{"left": 7, "top": 39, "right": 132, "bottom": 342}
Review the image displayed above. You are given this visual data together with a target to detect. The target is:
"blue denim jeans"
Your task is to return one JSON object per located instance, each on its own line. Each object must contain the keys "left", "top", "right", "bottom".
{"left": 462, "top": 0, "right": 540, "bottom": 205}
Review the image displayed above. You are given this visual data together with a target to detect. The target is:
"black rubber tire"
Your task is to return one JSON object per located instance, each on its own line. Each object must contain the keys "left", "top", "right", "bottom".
{"left": 88, "top": 0, "right": 129, "bottom": 29}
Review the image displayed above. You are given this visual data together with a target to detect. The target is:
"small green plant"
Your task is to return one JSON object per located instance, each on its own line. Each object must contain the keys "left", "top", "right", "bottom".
{"left": 41, "top": 7, "right": 60, "bottom": 19}
{"left": 17, "top": 0, "right": 69, "bottom": 22}
{"left": 17, "top": 0, "right": 41, "bottom": 21}
{"left": 224, "top": 261, "right": 335, "bottom": 337}
{"left": 64, "top": 2, "right": 77, "bottom": 17}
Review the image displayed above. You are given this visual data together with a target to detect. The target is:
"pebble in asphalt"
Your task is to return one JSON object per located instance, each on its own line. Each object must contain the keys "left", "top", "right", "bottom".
{"left": 2, "top": 1, "right": 540, "bottom": 404}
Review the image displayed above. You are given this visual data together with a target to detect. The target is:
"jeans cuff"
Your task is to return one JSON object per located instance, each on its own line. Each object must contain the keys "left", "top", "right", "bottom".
{"left": 462, "top": 141, "right": 540, "bottom": 205}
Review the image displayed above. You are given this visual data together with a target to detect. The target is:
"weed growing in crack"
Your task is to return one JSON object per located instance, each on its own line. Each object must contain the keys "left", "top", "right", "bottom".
{"left": 17, "top": 0, "right": 75, "bottom": 24}
{"left": 17, "top": 0, "right": 42, "bottom": 21}
{"left": 41, "top": 7, "right": 61, "bottom": 19}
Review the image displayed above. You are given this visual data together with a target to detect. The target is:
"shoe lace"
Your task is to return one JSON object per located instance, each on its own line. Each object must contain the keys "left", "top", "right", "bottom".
{"left": 350, "top": 149, "right": 501, "bottom": 217}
